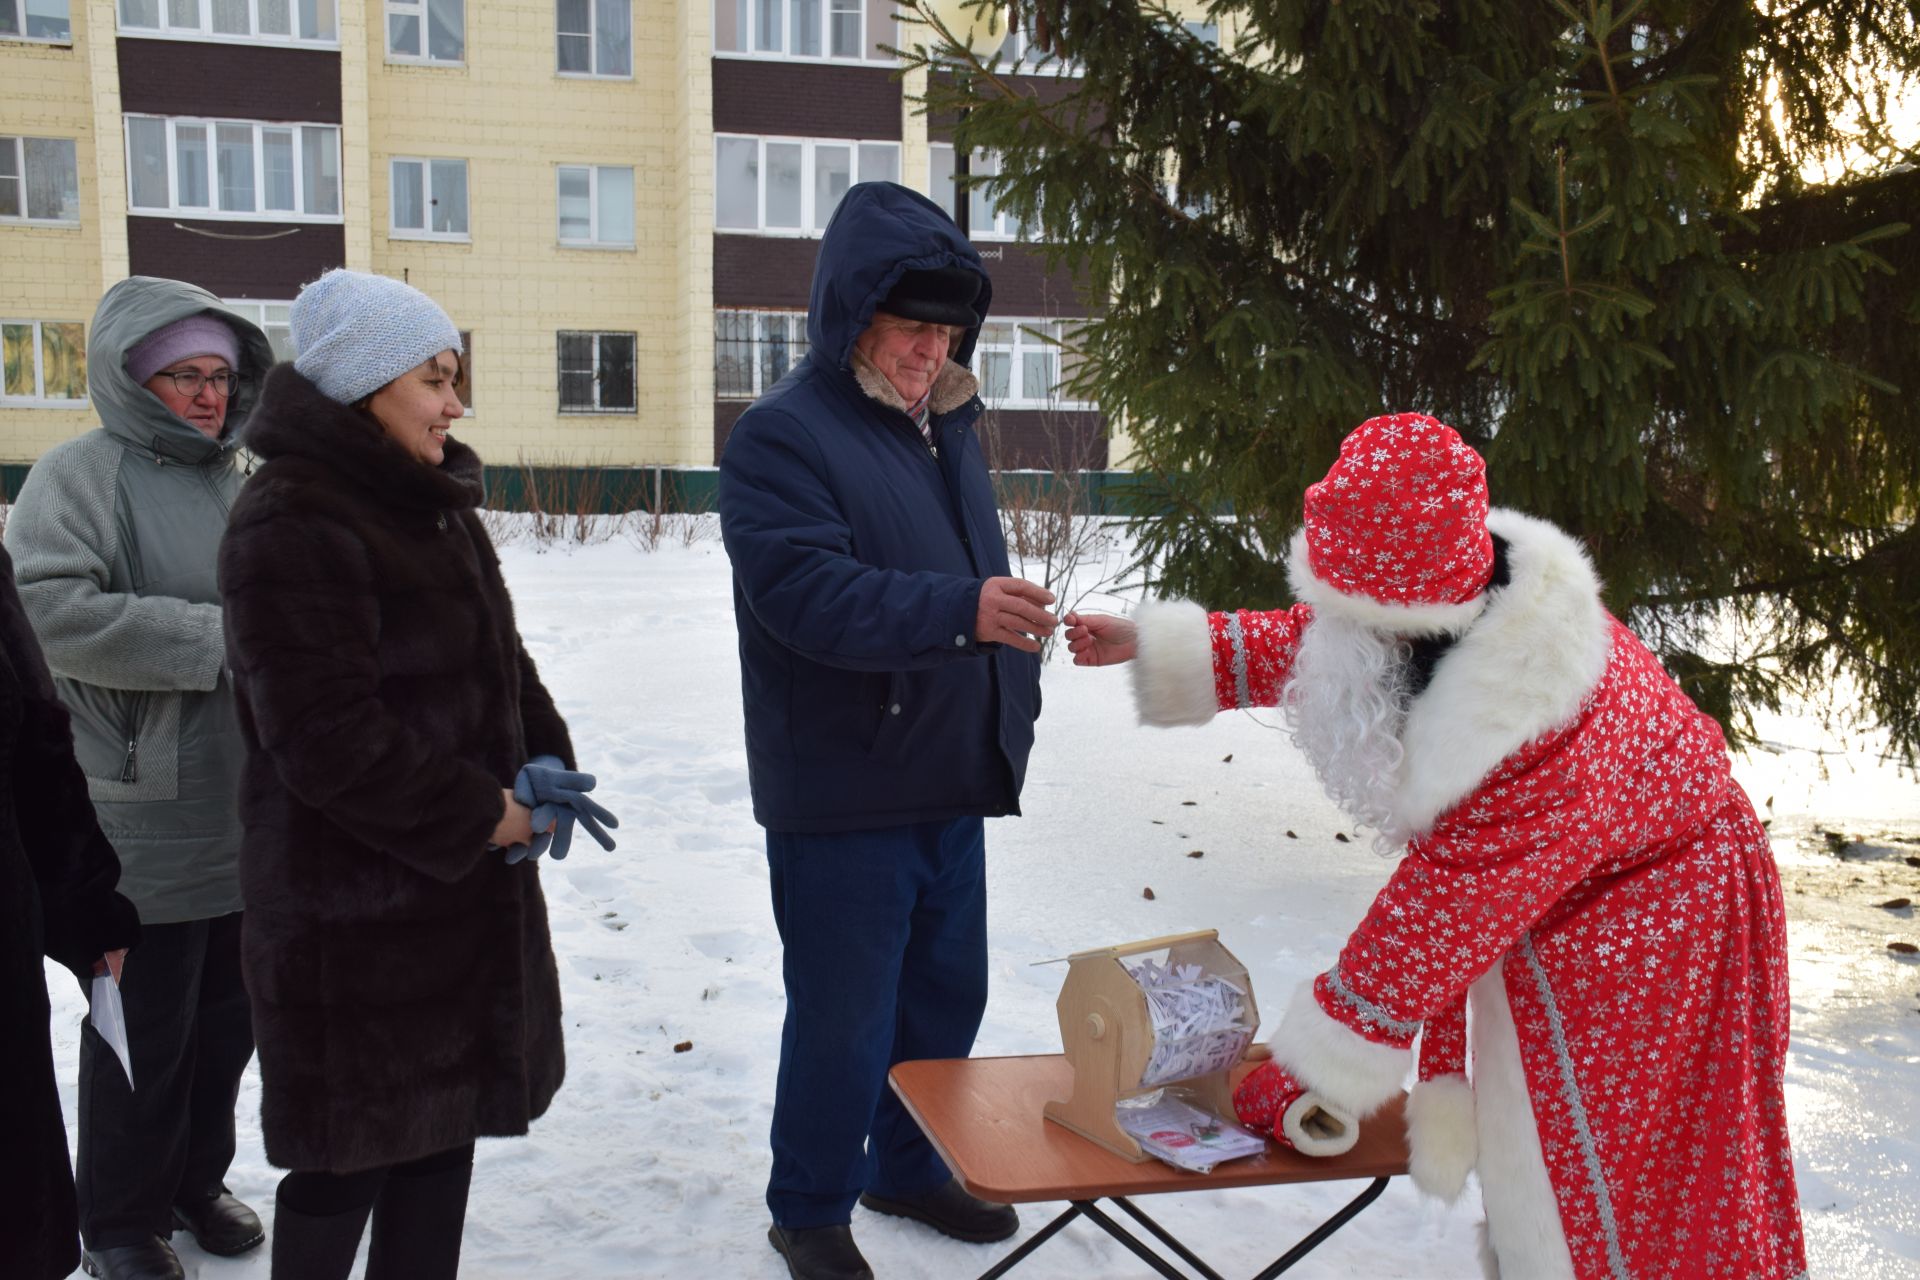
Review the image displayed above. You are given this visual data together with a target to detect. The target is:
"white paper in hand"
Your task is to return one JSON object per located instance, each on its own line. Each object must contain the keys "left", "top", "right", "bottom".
{"left": 91, "top": 973, "right": 134, "bottom": 1090}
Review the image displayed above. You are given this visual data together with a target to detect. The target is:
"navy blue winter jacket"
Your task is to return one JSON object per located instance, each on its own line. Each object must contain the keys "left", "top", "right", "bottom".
{"left": 717, "top": 182, "right": 1041, "bottom": 833}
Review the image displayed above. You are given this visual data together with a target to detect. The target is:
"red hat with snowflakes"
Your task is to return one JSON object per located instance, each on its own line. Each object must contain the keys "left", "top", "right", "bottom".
{"left": 1284, "top": 412, "right": 1495, "bottom": 635}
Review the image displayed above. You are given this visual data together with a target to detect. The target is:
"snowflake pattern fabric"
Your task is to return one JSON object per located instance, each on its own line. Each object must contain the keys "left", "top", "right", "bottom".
{"left": 1232, "top": 1060, "right": 1308, "bottom": 1141}
{"left": 1299, "top": 412, "right": 1494, "bottom": 607}
{"left": 1209, "top": 608, "right": 1807, "bottom": 1280}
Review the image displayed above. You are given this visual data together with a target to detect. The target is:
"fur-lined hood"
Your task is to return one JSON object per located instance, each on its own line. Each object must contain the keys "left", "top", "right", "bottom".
{"left": 1389, "top": 507, "right": 1613, "bottom": 839}
{"left": 850, "top": 351, "right": 979, "bottom": 418}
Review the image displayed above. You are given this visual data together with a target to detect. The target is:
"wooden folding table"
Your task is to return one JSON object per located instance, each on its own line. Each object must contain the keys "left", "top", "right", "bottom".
{"left": 887, "top": 1055, "right": 1409, "bottom": 1280}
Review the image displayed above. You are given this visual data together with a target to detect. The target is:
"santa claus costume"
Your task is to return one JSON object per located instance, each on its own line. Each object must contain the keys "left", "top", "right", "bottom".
{"left": 1127, "top": 414, "right": 1807, "bottom": 1280}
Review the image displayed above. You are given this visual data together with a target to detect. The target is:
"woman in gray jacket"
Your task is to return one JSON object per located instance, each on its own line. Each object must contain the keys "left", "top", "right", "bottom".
{"left": 5, "top": 277, "right": 274, "bottom": 1280}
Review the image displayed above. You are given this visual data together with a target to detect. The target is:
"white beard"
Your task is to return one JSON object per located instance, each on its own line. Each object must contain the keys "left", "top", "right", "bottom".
{"left": 1282, "top": 614, "right": 1414, "bottom": 847}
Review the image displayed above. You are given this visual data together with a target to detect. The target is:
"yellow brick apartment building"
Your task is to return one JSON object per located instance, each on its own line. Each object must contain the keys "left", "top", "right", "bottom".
{"left": 2, "top": 0, "right": 1170, "bottom": 477}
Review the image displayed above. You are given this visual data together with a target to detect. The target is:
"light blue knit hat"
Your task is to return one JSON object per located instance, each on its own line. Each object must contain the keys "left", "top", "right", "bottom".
{"left": 290, "top": 269, "right": 464, "bottom": 405}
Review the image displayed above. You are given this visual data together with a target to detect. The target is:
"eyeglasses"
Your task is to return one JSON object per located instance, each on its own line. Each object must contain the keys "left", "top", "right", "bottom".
{"left": 156, "top": 369, "right": 244, "bottom": 398}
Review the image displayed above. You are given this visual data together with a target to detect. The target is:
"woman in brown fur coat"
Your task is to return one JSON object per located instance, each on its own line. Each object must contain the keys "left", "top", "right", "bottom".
{"left": 219, "top": 270, "right": 576, "bottom": 1280}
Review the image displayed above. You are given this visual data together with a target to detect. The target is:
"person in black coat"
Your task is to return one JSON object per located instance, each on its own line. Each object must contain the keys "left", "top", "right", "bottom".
{"left": 0, "top": 539, "right": 141, "bottom": 1280}
{"left": 218, "top": 270, "right": 585, "bottom": 1280}
{"left": 718, "top": 182, "right": 1053, "bottom": 1280}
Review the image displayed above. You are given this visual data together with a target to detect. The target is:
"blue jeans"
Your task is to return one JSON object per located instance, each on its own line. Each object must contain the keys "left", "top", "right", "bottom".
{"left": 765, "top": 816, "right": 988, "bottom": 1229}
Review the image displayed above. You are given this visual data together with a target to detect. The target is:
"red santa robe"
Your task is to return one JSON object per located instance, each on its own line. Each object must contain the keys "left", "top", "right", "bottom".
{"left": 1131, "top": 508, "right": 1807, "bottom": 1280}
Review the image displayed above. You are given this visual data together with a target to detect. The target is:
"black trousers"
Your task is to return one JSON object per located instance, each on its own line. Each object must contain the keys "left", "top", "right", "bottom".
{"left": 275, "top": 1142, "right": 477, "bottom": 1216}
{"left": 77, "top": 911, "right": 254, "bottom": 1250}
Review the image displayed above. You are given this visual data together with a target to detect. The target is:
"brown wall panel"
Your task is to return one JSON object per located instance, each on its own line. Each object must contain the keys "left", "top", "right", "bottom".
{"left": 978, "top": 408, "right": 1107, "bottom": 470}
{"left": 714, "top": 233, "right": 821, "bottom": 308}
{"left": 118, "top": 37, "right": 340, "bottom": 123}
{"left": 712, "top": 59, "right": 901, "bottom": 139}
{"left": 717, "top": 401, "right": 1103, "bottom": 470}
{"left": 714, "top": 401, "right": 751, "bottom": 459}
{"left": 715, "top": 235, "right": 1093, "bottom": 317}
{"left": 973, "top": 241, "right": 1096, "bottom": 316}
{"left": 127, "top": 217, "right": 345, "bottom": 298}
{"left": 928, "top": 70, "right": 1086, "bottom": 137}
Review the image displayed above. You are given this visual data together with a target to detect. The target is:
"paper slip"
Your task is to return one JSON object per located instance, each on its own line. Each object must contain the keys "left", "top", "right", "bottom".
{"left": 1116, "top": 1093, "right": 1266, "bottom": 1174}
{"left": 1123, "top": 957, "right": 1255, "bottom": 1088}
{"left": 91, "top": 974, "right": 134, "bottom": 1089}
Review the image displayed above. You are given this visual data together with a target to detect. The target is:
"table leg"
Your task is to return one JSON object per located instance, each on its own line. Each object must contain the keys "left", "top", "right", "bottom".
{"left": 973, "top": 1177, "right": 1393, "bottom": 1280}
{"left": 974, "top": 1203, "right": 1085, "bottom": 1280}
{"left": 1110, "top": 1197, "right": 1229, "bottom": 1280}
{"left": 1247, "top": 1176, "right": 1392, "bottom": 1280}
{"left": 1076, "top": 1200, "right": 1199, "bottom": 1280}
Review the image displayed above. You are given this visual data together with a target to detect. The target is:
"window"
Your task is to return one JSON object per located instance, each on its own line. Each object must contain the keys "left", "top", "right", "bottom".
{"left": 386, "top": 0, "right": 462, "bottom": 62}
{"left": 714, "top": 135, "right": 898, "bottom": 235}
{"left": 557, "top": 331, "right": 635, "bottom": 413}
{"left": 1, "top": 0, "right": 71, "bottom": 42}
{"left": 221, "top": 299, "right": 295, "bottom": 362}
{"left": 1, "top": 320, "right": 87, "bottom": 405}
{"left": 973, "top": 319, "right": 1089, "bottom": 408}
{"left": 117, "top": 0, "right": 337, "bottom": 44}
{"left": 715, "top": 310, "right": 808, "bottom": 398}
{"left": 390, "top": 157, "right": 469, "bottom": 240}
{"left": 994, "top": 11, "right": 1078, "bottom": 73}
{"left": 126, "top": 116, "right": 341, "bottom": 220}
{"left": 556, "top": 0, "right": 630, "bottom": 76}
{"left": 0, "top": 136, "right": 80, "bottom": 224}
{"left": 556, "top": 165, "right": 634, "bottom": 246}
{"left": 713, "top": 0, "right": 894, "bottom": 62}
{"left": 929, "top": 145, "right": 1033, "bottom": 239}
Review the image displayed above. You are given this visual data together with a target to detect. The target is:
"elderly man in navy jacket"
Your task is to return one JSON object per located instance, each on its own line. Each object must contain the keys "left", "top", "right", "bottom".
{"left": 718, "top": 181, "right": 1053, "bottom": 1280}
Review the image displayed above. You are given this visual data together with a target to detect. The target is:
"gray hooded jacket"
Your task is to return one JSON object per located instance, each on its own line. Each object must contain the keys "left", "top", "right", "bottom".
{"left": 4, "top": 277, "right": 273, "bottom": 923}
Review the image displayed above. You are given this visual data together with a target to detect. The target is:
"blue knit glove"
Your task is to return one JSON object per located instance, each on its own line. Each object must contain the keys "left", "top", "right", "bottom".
{"left": 513, "top": 756, "right": 619, "bottom": 861}
{"left": 502, "top": 828, "right": 552, "bottom": 866}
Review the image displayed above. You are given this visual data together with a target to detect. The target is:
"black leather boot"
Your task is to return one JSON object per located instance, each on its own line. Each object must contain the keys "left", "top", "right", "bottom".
{"left": 860, "top": 1178, "right": 1019, "bottom": 1243}
{"left": 80, "top": 1237, "right": 184, "bottom": 1280}
{"left": 172, "top": 1188, "right": 265, "bottom": 1256}
{"left": 768, "top": 1223, "right": 874, "bottom": 1280}
{"left": 364, "top": 1159, "right": 474, "bottom": 1280}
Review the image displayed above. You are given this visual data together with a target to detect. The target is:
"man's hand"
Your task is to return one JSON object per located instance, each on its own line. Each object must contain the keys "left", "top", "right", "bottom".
{"left": 975, "top": 577, "right": 1058, "bottom": 653}
{"left": 1062, "top": 611, "right": 1138, "bottom": 667}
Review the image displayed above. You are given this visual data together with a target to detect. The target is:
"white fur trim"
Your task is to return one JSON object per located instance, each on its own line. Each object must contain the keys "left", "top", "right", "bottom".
{"left": 1281, "top": 1092, "right": 1361, "bottom": 1158}
{"left": 1407, "top": 1073, "right": 1477, "bottom": 1202}
{"left": 1267, "top": 980, "right": 1412, "bottom": 1118}
{"left": 1286, "top": 528, "right": 1490, "bottom": 636}
{"left": 1389, "top": 508, "right": 1615, "bottom": 839}
{"left": 1128, "top": 598, "right": 1218, "bottom": 727}
{"left": 1478, "top": 1222, "right": 1502, "bottom": 1279}
{"left": 1470, "top": 964, "right": 1574, "bottom": 1280}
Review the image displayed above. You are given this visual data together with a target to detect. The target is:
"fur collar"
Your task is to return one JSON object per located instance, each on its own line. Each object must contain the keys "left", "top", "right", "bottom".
{"left": 1388, "top": 508, "right": 1614, "bottom": 838}
{"left": 243, "top": 364, "right": 484, "bottom": 512}
{"left": 850, "top": 353, "right": 979, "bottom": 417}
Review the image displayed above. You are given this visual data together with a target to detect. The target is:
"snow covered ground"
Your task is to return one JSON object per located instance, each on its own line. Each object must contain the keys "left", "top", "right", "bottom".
{"left": 46, "top": 524, "right": 1920, "bottom": 1279}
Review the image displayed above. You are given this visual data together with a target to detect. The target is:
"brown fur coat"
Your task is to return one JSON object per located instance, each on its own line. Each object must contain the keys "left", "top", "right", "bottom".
{"left": 220, "top": 366, "right": 571, "bottom": 1173}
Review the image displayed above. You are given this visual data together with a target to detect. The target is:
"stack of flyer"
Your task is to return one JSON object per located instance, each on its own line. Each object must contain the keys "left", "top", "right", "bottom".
{"left": 1115, "top": 1091, "right": 1267, "bottom": 1175}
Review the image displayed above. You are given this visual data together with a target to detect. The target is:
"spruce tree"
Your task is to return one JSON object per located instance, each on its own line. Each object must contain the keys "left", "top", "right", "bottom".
{"left": 904, "top": 0, "right": 1920, "bottom": 763}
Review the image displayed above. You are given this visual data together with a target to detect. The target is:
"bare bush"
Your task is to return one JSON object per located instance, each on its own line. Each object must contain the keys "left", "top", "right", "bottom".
{"left": 475, "top": 458, "right": 721, "bottom": 555}
{"left": 981, "top": 405, "right": 1125, "bottom": 661}
{"left": 515, "top": 458, "right": 631, "bottom": 550}
{"left": 625, "top": 471, "right": 718, "bottom": 552}
{"left": 476, "top": 504, "right": 524, "bottom": 549}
